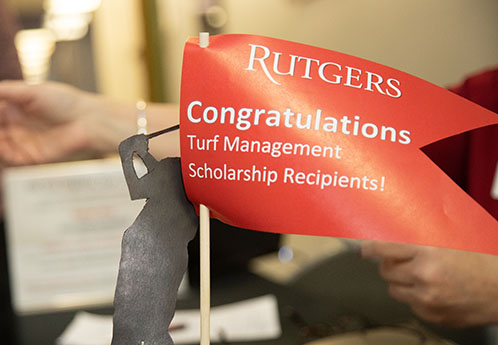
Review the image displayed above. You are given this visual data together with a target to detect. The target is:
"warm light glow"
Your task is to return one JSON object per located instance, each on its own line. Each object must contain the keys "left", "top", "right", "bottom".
{"left": 15, "top": 29, "right": 56, "bottom": 84}
{"left": 43, "top": 0, "right": 102, "bottom": 15}
{"left": 43, "top": 12, "right": 91, "bottom": 41}
{"left": 42, "top": 0, "right": 102, "bottom": 41}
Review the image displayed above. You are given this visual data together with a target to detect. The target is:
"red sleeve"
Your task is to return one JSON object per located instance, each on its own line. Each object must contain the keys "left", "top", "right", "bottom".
{"left": 423, "top": 68, "right": 498, "bottom": 219}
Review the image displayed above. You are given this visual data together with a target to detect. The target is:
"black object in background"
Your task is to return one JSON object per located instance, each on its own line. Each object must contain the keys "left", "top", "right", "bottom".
{"left": 0, "top": 221, "right": 18, "bottom": 345}
{"left": 188, "top": 219, "right": 281, "bottom": 287}
{"left": 0, "top": 0, "right": 23, "bottom": 343}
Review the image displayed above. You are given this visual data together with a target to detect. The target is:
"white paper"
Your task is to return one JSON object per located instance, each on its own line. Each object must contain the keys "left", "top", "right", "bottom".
{"left": 3, "top": 158, "right": 145, "bottom": 313}
{"left": 57, "top": 295, "right": 281, "bottom": 345}
{"left": 171, "top": 294, "right": 281, "bottom": 343}
{"left": 57, "top": 312, "right": 113, "bottom": 345}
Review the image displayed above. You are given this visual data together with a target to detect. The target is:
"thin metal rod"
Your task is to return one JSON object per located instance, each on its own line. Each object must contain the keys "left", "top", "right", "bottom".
{"left": 146, "top": 124, "right": 180, "bottom": 139}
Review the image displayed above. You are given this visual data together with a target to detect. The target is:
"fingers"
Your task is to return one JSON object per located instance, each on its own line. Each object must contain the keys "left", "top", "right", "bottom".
{"left": 0, "top": 80, "right": 34, "bottom": 105}
{"left": 379, "top": 258, "right": 416, "bottom": 286}
{"left": 361, "top": 240, "right": 419, "bottom": 261}
{"left": 361, "top": 242, "right": 498, "bottom": 327}
{"left": 0, "top": 124, "right": 43, "bottom": 165}
{"left": 0, "top": 119, "right": 87, "bottom": 166}
{"left": 361, "top": 241, "right": 422, "bottom": 302}
{"left": 0, "top": 99, "right": 32, "bottom": 125}
{"left": 0, "top": 80, "right": 78, "bottom": 124}
{"left": 387, "top": 283, "right": 417, "bottom": 304}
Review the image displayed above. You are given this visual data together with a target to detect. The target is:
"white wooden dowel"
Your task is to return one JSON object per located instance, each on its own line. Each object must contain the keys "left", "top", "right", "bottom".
{"left": 199, "top": 32, "right": 210, "bottom": 48}
{"left": 199, "top": 204, "right": 210, "bottom": 345}
{"left": 198, "top": 32, "right": 211, "bottom": 345}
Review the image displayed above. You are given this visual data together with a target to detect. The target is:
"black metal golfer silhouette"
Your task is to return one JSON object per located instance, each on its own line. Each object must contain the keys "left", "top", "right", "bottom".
{"left": 111, "top": 126, "right": 198, "bottom": 345}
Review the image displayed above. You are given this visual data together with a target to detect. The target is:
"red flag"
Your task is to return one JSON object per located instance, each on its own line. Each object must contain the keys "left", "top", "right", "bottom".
{"left": 179, "top": 34, "right": 498, "bottom": 255}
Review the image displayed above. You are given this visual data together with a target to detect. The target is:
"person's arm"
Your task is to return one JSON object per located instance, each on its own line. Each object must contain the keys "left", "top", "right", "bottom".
{"left": 0, "top": 80, "right": 180, "bottom": 165}
{"left": 361, "top": 241, "right": 498, "bottom": 327}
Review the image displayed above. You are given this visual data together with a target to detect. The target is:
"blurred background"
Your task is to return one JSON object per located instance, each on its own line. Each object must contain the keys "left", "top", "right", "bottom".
{"left": 7, "top": 0, "right": 498, "bottom": 308}
{"left": 10, "top": 0, "right": 498, "bottom": 101}
{"left": 3, "top": 0, "right": 498, "bottom": 344}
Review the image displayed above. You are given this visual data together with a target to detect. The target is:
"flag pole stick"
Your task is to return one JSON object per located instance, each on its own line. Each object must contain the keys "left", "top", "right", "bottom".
{"left": 199, "top": 32, "right": 211, "bottom": 345}
{"left": 199, "top": 204, "right": 210, "bottom": 345}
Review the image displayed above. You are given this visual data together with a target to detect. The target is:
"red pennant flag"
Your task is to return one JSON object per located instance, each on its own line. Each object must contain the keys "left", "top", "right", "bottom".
{"left": 179, "top": 34, "right": 498, "bottom": 255}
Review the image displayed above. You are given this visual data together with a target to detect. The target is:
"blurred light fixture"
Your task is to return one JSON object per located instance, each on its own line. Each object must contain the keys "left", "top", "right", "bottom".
{"left": 43, "top": 0, "right": 102, "bottom": 15}
{"left": 205, "top": 5, "right": 228, "bottom": 29}
{"left": 278, "top": 246, "right": 294, "bottom": 263}
{"left": 42, "top": 0, "right": 102, "bottom": 41}
{"left": 15, "top": 29, "right": 56, "bottom": 84}
{"left": 43, "top": 12, "right": 92, "bottom": 41}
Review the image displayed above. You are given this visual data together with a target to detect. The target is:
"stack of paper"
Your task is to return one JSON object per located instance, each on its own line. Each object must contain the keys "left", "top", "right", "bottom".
{"left": 57, "top": 294, "right": 281, "bottom": 345}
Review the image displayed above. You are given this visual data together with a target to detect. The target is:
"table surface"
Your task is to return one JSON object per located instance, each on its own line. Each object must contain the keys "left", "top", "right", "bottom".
{"left": 17, "top": 251, "right": 489, "bottom": 345}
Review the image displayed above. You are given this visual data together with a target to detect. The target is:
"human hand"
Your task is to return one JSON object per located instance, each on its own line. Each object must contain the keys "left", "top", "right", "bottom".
{"left": 361, "top": 241, "right": 498, "bottom": 327}
{"left": 0, "top": 80, "right": 135, "bottom": 166}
